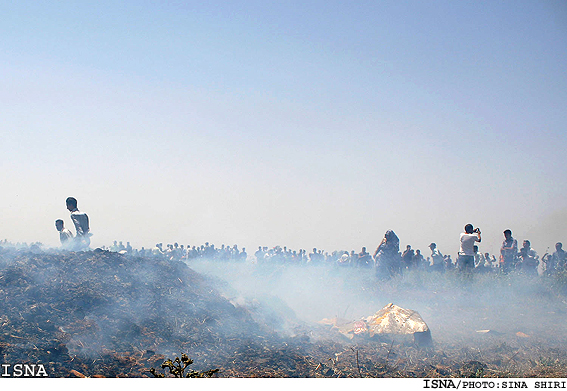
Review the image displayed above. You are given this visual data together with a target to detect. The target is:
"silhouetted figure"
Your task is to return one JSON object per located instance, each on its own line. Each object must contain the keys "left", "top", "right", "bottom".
{"left": 309, "top": 248, "right": 322, "bottom": 265}
{"left": 55, "top": 219, "right": 74, "bottom": 250}
{"left": 484, "top": 252, "right": 496, "bottom": 269}
{"left": 551, "top": 242, "right": 567, "bottom": 274}
{"left": 66, "top": 197, "right": 91, "bottom": 250}
{"left": 401, "top": 245, "right": 414, "bottom": 270}
{"left": 152, "top": 243, "right": 164, "bottom": 258}
{"left": 500, "top": 229, "right": 518, "bottom": 273}
{"left": 413, "top": 249, "right": 426, "bottom": 270}
{"left": 254, "top": 246, "right": 264, "bottom": 263}
{"left": 429, "top": 242, "right": 444, "bottom": 272}
{"left": 337, "top": 251, "right": 350, "bottom": 267}
{"left": 357, "top": 247, "right": 373, "bottom": 268}
{"left": 474, "top": 245, "right": 490, "bottom": 273}
{"left": 444, "top": 255, "right": 454, "bottom": 269}
{"left": 517, "top": 240, "right": 538, "bottom": 275}
{"left": 374, "top": 230, "right": 401, "bottom": 279}
{"left": 110, "top": 240, "right": 119, "bottom": 252}
{"left": 239, "top": 247, "right": 247, "bottom": 262}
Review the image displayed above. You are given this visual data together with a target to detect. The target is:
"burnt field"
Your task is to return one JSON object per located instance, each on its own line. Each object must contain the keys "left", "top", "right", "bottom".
{"left": 1, "top": 248, "right": 566, "bottom": 378}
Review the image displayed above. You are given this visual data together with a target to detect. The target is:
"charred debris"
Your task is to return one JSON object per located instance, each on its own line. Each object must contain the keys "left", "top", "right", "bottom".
{"left": 1, "top": 247, "right": 567, "bottom": 378}
{"left": 0, "top": 248, "right": 319, "bottom": 377}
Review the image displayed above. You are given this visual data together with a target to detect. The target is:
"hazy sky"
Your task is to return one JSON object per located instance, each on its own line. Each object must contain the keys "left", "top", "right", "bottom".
{"left": 2, "top": 1, "right": 566, "bottom": 257}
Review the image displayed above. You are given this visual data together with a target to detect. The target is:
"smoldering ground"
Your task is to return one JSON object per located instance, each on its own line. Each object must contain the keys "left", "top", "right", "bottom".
{"left": 0, "top": 248, "right": 281, "bottom": 376}
{"left": 1, "top": 246, "right": 567, "bottom": 377}
{"left": 188, "top": 257, "right": 567, "bottom": 348}
{"left": 188, "top": 257, "right": 567, "bottom": 377}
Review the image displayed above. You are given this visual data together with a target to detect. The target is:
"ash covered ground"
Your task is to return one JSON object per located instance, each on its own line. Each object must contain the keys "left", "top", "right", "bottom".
{"left": 1, "top": 246, "right": 566, "bottom": 378}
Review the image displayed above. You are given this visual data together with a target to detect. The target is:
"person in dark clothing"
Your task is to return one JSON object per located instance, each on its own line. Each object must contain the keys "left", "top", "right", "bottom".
{"left": 374, "top": 230, "right": 401, "bottom": 278}
{"left": 357, "top": 247, "right": 373, "bottom": 268}
{"left": 401, "top": 245, "right": 415, "bottom": 270}
{"left": 500, "top": 229, "right": 517, "bottom": 273}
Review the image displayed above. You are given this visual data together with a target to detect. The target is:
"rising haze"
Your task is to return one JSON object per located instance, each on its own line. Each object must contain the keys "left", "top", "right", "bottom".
{"left": 1, "top": 1, "right": 566, "bottom": 257}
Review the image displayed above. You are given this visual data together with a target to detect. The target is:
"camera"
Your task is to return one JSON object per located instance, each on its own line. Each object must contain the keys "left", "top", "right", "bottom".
{"left": 474, "top": 228, "right": 481, "bottom": 234}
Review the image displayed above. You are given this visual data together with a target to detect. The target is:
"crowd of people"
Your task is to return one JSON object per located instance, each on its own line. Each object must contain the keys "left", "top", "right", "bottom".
{"left": 2, "top": 226, "right": 565, "bottom": 280}
{"left": 103, "top": 241, "right": 249, "bottom": 263}
{"left": 7, "top": 196, "right": 567, "bottom": 280}
{"left": 101, "top": 227, "right": 566, "bottom": 278}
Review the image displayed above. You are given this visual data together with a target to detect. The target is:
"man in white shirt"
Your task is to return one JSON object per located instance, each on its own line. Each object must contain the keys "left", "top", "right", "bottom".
{"left": 458, "top": 224, "right": 481, "bottom": 272}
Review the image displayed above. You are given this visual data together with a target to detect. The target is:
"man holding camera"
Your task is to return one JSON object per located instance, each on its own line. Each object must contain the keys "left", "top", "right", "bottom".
{"left": 458, "top": 224, "right": 481, "bottom": 272}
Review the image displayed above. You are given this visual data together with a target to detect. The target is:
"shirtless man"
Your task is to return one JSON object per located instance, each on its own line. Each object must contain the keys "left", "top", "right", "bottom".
{"left": 66, "top": 197, "right": 91, "bottom": 250}
{"left": 55, "top": 219, "right": 74, "bottom": 249}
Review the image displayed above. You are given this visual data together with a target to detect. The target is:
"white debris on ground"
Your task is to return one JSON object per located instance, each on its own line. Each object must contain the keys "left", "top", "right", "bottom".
{"left": 319, "top": 303, "right": 433, "bottom": 347}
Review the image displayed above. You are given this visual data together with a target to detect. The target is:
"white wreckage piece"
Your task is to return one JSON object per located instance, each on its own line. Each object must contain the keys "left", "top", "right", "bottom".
{"left": 319, "top": 303, "right": 433, "bottom": 347}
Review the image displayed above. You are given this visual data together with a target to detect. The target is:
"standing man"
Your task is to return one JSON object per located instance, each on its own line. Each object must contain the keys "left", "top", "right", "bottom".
{"left": 357, "top": 247, "right": 373, "bottom": 267}
{"left": 401, "top": 245, "right": 415, "bottom": 270}
{"left": 550, "top": 242, "right": 566, "bottom": 273}
{"left": 429, "top": 242, "right": 444, "bottom": 272}
{"left": 458, "top": 224, "right": 481, "bottom": 273}
{"left": 66, "top": 197, "right": 91, "bottom": 250}
{"left": 500, "top": 229, "right": 518, "bottom": 273}
{"left": 517, "top": 239, "right": 539, "bottom": 275}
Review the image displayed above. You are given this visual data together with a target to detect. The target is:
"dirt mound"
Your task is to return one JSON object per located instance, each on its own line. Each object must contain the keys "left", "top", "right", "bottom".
{"left": 2, "top": 248, "right": 567, "bottom": 378}
{"left": 0, "top": 248, "right": 288, "bottom": 377}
